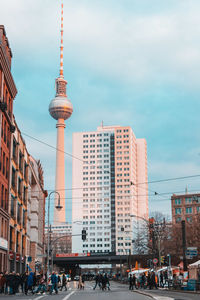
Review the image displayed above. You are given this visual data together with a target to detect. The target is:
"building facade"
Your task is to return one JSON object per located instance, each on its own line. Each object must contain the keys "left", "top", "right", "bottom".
{"left": 9, "top": 118, "right": 29, "bottom": 272}
{"left": 45, "top": 223, "right": 72, "bottom": 255}
{"left": 27, "top": 156, "right": 47, "bottom": 272}
{"left": 8, "top": 118, "right": 47, "bottom": 272}
{"left": 0, "top": 25, "right": 17, "bottom": 272}
{"left": 171, "top": 192, "right": 200, "bottom": 224}
{"left": 72, "top": 125, "right": 148, "bottom": 255}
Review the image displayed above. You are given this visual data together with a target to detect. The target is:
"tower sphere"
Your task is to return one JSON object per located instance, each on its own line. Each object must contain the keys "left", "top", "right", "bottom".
{"left": 49, "top": 95, "right": 73, "bottom": 120}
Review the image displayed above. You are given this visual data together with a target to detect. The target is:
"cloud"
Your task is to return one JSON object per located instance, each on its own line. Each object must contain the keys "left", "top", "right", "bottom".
{"left": 2, "top": 0, "right": 200, "bottom": 89}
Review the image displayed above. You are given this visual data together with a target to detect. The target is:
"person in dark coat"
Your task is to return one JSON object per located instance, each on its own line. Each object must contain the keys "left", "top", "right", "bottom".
{"left": 93, "top": 274, "right": 100, "bottom": 290}
{"left": 160, "top": 272, "right": 164, "bottom": 288}
{"left": 105, "top": 274, "right": 110, "bottom": 290}
{"left": 0, "top": 273, "right": 5, "bottom": 293}
{"left": 60, "top": 273, "right": 67, "bottom": 291}
{"left": 7, "top": 272, "right": 16, "bottom": 295}
{"left": 50, "top": 272, "right": 58, "bottom": 294}
{"left": 23, "top": 272, "right": 28, "bottom": 295}
{"left": 129, "top": 274, "right": 133, "bottom": 290}
{"left": 26, "top": 272, "right": 34, "bottom": 295}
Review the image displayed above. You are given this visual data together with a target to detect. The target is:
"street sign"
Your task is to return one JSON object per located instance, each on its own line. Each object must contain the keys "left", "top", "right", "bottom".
{"left": 186, "top": 247, "right": 198, "bottom": 257}
{"left": 16, "top": 253, "right": 20, "bottom": 262}
{"left": 153, "top": 258, "right": 158, "bottom": 265}
{"left": 27, "top": 256, "right": 32, "bottom": 262}
{"left": 9, "top": 251, "right": 14, "bottom": 260}
{"left": 37, "top": 254, "right": 47, "bottom": 257}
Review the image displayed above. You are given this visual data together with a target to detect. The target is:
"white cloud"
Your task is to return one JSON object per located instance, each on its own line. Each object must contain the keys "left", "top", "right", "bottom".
{"left": 2, "top": 0, "right": 200, "bottom": 88}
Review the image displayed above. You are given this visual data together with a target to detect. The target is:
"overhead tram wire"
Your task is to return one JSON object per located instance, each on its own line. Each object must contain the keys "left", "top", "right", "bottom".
{"left": 21, "top": 131, "right": 200, "bottom": 195}
{"left": 22, "top": 131, "right": 159, "bottom": 195}
{"left": 6, "top": 184, "right": 198, "bottom": 205}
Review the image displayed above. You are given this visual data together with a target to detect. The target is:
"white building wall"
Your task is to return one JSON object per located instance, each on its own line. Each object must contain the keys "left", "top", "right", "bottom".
{"left": 72, "top": 126, "right": 148, "bottom": 256}
{"left": 72, "top": 132, "right": 84, "bottom": 252}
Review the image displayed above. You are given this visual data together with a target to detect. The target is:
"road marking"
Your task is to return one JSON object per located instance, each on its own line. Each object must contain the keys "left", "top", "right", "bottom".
{"left": 153, "top": 298, "right": 174, "bottom": 300}
{"left": 34, "top": 296, "right": 47, "bottom": 300}
{"left": 62, "top": 291, "right": 75, "bottom": 300}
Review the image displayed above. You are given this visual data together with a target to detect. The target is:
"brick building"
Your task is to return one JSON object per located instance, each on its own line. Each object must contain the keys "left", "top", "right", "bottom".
{"left": 171, "top": 193, "right": 200, "bottom": 224}
{"left": 8, "top": 117, "right": 47, "bottom": 272}
{"left": 9, "top": 117, "right": 29, "bottom": 273}
{"left": 0, "top": 25, "right": 17, "bottom": 271}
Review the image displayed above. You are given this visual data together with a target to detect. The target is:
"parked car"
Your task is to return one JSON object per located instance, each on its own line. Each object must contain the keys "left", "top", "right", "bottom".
{"left": 74, "top": 275, "right": 80, "bottom": 281}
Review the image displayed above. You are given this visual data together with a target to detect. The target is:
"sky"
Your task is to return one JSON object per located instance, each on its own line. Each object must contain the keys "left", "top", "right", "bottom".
{"left": 1, "top": 0, "right": 200, "bottom": 222}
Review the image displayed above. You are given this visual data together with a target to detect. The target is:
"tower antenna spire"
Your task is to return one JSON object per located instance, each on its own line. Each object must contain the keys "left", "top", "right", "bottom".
{"left": 60, "top": 0, "right": 64, "bottom": 78}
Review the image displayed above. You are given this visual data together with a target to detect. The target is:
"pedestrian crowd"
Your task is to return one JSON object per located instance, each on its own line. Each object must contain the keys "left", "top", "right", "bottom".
{"left": 0, "top": 271, "right": 68, "bottom": 295}
{"left": 129, "top": 271, "right": 168, "bottom": 290}
{"left": 93, "top": 273, "right": 110, "bottom": 291}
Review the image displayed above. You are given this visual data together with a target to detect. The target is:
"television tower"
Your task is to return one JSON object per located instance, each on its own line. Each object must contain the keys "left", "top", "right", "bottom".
{"left": 49, "top": 0, "right": 73, "bottom": 224}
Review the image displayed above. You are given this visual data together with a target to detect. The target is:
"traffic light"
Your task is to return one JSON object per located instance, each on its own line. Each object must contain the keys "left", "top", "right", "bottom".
{"left": 164, "top": 256, "right": 169, "bottom": 266}
{"left": 82, "top": 229, "right": 87, "bottom": 241}
{"left": 161, "top": 256, "right": 164, "bottom": 264}
{"left": 147, "top": 259, "right": 153, "bottom": 268}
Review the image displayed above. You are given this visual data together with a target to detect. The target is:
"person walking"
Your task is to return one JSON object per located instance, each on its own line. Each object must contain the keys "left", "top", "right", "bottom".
{"left": 23, "top": 272, "right": 28, "bottom": 295}
{"left": 82, "top": 274, "right": 85, "bottom": 290}
{"left": 0, "top": 273, "right": 5, "bottom": 294}
{"left": 50, "top": 272, "right": 58, "bottom": 294}
{"left": 160, "top": 272, "right": 164, "bottom": 288}
{"left": 129, "top": 274, "right": 133, "bottom": 290}
{"left": 78, "top": 275, "right": 83, "bottom": 289}
{"left": 60, "top": 273, "right": 67, "bottom": 291}
{"left": 105, "top": 274, "right": 110, "bottom": 290}
{"left": 141, "top": 273, "right": 146, "bottom": 289}
{"left": 26, "top": 272, "right": 34, "bottom": 295}
{"left": 93, "top": 273, "right": 100, "bottom": 290}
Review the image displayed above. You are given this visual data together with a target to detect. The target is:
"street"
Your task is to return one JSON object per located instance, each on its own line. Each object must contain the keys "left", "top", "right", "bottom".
{"left": 1, "top": 281, "right": 200, "bottom": 300}
{"left": 0, "top": 281, "right": 161, "bottom": 300}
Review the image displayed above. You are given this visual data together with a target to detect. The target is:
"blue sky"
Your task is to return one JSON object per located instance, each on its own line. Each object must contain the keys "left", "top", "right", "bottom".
{"left": 1, "top": 0, "right": 200, "bottom": 222}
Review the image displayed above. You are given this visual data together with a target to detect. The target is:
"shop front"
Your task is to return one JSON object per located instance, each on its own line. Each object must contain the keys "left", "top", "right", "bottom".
{"left": 0, "top": 237, "right": 8, "bottom": 272}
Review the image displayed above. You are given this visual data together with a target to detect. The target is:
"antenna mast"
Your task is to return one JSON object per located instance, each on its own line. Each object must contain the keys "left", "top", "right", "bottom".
{"left": 60, "top": 0, "right": 64, "bottom": 78}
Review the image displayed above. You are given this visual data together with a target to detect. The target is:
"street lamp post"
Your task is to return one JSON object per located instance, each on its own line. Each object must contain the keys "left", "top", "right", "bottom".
{"left": 47, "top": 191, "right": 62, "bottom": 281}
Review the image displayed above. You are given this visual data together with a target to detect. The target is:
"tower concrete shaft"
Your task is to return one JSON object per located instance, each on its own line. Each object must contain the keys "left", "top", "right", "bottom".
{"left": 54, "top": 118, "right": 66, "bottom": 223}
{"left": 49, "top": 0, "right": 73, "bottom": 224}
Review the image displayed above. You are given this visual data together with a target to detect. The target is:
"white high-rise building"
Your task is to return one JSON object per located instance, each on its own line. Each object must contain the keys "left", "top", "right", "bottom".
{"left": 72, "top": 125, "right": 148, "bottom": 255}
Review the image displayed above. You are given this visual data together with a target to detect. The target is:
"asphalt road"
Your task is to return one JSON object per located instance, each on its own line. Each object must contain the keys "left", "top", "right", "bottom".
{"left": 145, "top": 289, "right": 200, "bottom": 300}
{"left": 0, "top": 281, "right": 151, "bottom": 300}
{"left": 0, "top": 281, "right": 199, "bottom": 300}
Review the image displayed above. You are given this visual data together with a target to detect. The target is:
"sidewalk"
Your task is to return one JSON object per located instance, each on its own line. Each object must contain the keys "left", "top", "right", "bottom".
{"left": 134, "top": 289, "right": 174, "bottom": 300}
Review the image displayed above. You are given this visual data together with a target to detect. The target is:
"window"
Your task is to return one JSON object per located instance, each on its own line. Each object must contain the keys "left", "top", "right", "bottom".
{"left": 176, "top": 217, "right": 181, "bottom": 224}
{"left": 175, "top": 208, "right": 182, "bottom": 215}
{"left": 175, "top": 198, "right": 182, "bottom": 205}
{"left": 185, "top": 197, "right": 192, "bottom": 204}
{"left": 186, "top": 207, "right": 192, "bottom": 214}
{"left": 186, "top": 217, "right": 192, "bottom": 223}
{"left": 11, "top": 195, "right": 15, "bottom": 217}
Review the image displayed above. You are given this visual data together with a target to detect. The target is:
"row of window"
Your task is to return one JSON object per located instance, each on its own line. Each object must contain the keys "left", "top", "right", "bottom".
{"left": 83, "top": 139, "right": 110, "bottom": 143}
{"left": 1, "top": 82, "right": 13, "bottom": 117}
{"left": 0, "top": 184, "right": 8, "bottom": 211}
{"left": 10, "top": 196, "right": 26, "bottom": 226}
{"left": 9, "top": 227, "right": 26, "bottom": 253}
{"left": 175, "top": 207, "right": 200, "bottom": 214}
{"left": 118, "top": 243, "right": 131, "bottom": 246}
{"left": 174, "top": 197, "right": 200, "bottom": 205}
{"left": 0, "top": 147, "right": 9, "bottom": 179}
{"left": 0, "top": 217, "right": 8, "bottom": 240}
{"left": 83, "top": 244, "right": 110, "bottom": 248}
{"left": 116, "top": 129, "right": 129, "bottom": 133}
{"left": 1, "top": 117, "right": 10, "bottom": 149}
{"left": 83, "top": 215, "right": 110, "bottom": 219}
{"left": 83, "top": 133, "right": 109, "bottom": 138}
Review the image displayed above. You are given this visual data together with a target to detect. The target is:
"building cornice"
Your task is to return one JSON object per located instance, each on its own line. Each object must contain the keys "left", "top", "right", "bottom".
{"left": 0, "top": 44, "right": 17, "bottom": 99}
